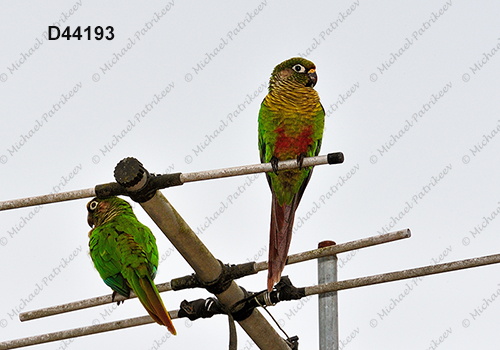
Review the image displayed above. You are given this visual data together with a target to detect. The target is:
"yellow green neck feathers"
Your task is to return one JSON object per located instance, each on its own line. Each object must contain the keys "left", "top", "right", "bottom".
{"left": 265, "top": 76, "right": 321, "bottom": 115}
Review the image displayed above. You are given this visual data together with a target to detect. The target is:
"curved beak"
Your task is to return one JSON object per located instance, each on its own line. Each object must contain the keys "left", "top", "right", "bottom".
{"left": 306, "top": 68, "right": 317, "bottom": 88}
{"left": 87, "top": 213, "right": 95, "bottom": 228}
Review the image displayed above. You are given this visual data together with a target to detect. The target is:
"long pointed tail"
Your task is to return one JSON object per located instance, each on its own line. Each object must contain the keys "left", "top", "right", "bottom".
{"left": 267, "top": 193, "right": 298, "bottom": 291}
{"left": 131, "top": 273, "right": 177, "bottom": 335}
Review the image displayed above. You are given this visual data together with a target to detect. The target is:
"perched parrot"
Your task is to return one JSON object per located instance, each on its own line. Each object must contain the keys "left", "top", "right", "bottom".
{"left": 86, "top": 196, "right": 176, "bottom": 335}
{"left": 258, "top": 57, "right": 325, "bottom": 291}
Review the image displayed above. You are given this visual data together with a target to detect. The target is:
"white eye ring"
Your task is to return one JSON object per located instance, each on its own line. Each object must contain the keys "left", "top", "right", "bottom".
{"left": 89, "top": 201, "right": 98, "bottom": 210}
{"left": 292, "top": 64, "right": 306, "bottom": 73}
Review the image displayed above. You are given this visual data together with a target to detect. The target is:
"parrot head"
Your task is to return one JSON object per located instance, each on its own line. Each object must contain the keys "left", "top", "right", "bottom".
{"left": 87, "top": 197, "right": 133, "bottom": 231}
{"left": 269, "top": 57, "right": 318, "bottom": 91}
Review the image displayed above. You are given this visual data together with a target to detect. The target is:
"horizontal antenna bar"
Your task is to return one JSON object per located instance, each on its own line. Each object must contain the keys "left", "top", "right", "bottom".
{"left": 0, "top": 311, "right": 178, "bottom": 350}
{"left": 20, "top": 229, "right": 408, "bottom": 322}
{"left": 0, "top": 152, "right": 343, "bottom": 211}
{"left": 0, "top": 188, "right": 96, "bottom": 212}
{"left": 180, "top": 153, "right": 344, "bottom": 183}
{"left": 305, "top": 253, "right": 500, "bottom": 295}
{"left": 254, "top": 228, "right": 411, "bottom": 272}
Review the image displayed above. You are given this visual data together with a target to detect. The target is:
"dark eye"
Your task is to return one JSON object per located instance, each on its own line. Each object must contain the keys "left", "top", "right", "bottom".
{"left": 89, "top": 201, "right": 98, "bottom": 211}
{"left": 292, "top": 64, "right": 306, "bottom": 73}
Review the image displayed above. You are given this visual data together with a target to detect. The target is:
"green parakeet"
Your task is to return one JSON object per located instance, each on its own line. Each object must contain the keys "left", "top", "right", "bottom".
{"left": 258, "top": 57, "right": 325, "bottom": 291}
{"left": 87, "top": 196, "right": 176, "bottom": 335}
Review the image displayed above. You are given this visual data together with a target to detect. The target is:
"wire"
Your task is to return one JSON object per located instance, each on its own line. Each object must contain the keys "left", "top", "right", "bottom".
{"left": 254, "top": 294, "right": 290, "bottom": 341}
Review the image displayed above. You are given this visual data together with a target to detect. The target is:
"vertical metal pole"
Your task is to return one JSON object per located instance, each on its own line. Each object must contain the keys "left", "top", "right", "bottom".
{"left": 318, "top": 241, "right": 338, "bottom": 350}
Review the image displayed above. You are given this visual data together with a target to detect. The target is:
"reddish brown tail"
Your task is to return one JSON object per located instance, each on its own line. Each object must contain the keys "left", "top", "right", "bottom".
{"left": 267, "top": 193, "right": 299, "bottom": 291}
{"left": 138, "top": 276, "right": 177, "bottom": 335}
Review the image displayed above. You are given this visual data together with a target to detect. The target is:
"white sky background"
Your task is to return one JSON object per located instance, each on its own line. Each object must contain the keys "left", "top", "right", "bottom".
{"left": 0, "top": 0, "right": 500, "bottom": 349}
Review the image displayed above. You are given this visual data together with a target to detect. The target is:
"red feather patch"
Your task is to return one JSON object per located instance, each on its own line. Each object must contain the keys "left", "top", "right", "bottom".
{"left": 274, "top": 125, "right": 313, "bottom": 159}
